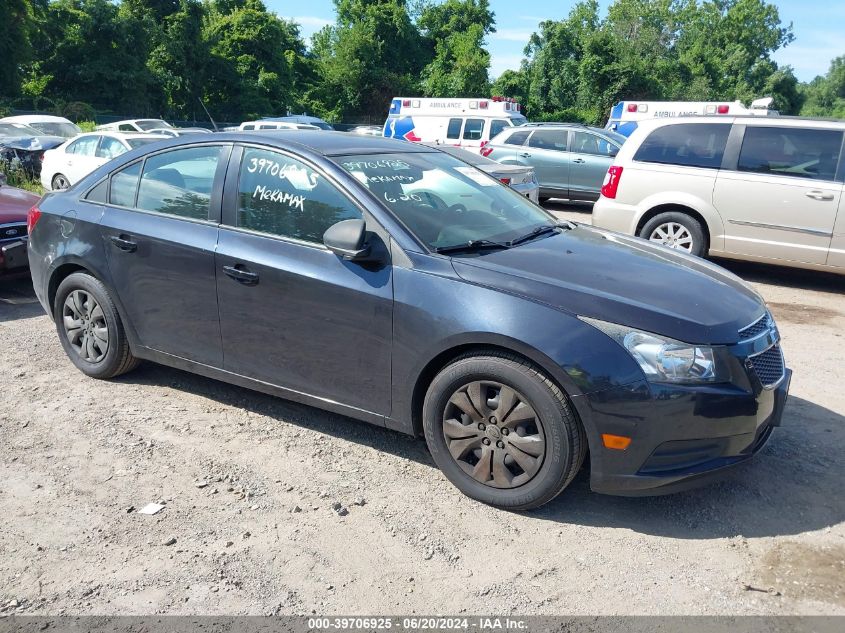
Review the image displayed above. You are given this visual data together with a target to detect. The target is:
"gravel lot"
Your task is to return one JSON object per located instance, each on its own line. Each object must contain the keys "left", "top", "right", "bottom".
{"left": 1, "top": 204, "right": 843, "bottom": 616}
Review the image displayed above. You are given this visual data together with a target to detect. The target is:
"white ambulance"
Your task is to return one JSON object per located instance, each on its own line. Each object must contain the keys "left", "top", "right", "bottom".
{"left": 606, "top": 97, "right": 776, "bottom": 137}
{"left": 383, "top": 97, "right": 527, "bottom": 148}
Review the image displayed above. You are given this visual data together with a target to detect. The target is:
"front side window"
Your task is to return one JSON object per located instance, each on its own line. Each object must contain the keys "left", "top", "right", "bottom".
{"left": 634, "top": 123, "right": 730, "bottom": 169}
{"left": 572, "top": 131, "right": 618, "bottom": 156}
{"left": 490, "top": 120, "right": 510, "bottom": 139}
{"left": 237, "top": 147, "right": 362, "bottom": 243}
{"left": 528, "top": 129, "right": 568, "bottom": 151}
{"left": 503, "top": 130, "right": 530, "bottom": 146}
{"left": 446, "top": 118, "right": 462, "bottom": 140}
{"left": 109, "top": 161, "right": 142, "bottom": 207}
{"left": 339, "top": 152, "right": 556, "bottom": 251}
{"left": 738, "top": 126, "right": 843, "bottom": 181}
{"left": 67, "top": 136, "right": 100, "bottom": 156}
{"left": 463, "top": 118, "right": 485, "bottom": 141}
{"left": 97, "top": 136, "right": 127, "bottom": 159}
{"left": 135, "top": 146, "right": 223, "bottom": 220}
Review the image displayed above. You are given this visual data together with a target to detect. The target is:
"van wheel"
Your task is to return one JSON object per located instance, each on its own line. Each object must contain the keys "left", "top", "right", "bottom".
{"left": 640, "top": 211, "right": 706, "bottom": 257}
{"left": 54, "top": 272, "right": 140, "bottom": 379}
{"left": 423, "top": 352, "right": 586, "bottom": 510}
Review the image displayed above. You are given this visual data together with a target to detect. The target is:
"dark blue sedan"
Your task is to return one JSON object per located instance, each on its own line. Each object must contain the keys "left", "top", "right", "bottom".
{"left": 26, "top": 131, "right": 790, "bottom": 509}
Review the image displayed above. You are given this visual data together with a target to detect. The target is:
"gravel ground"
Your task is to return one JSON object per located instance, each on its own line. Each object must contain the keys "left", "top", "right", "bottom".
{"left": 1, "top": 205, "right": 843, "bottom": 616}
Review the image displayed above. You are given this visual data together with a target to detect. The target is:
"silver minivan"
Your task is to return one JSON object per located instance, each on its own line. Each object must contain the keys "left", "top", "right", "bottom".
{"left": 593, "top": 117, "right": 845, "bottom": 274}
{"left": 484, "top": 124, "right": 626, "bottom": 203}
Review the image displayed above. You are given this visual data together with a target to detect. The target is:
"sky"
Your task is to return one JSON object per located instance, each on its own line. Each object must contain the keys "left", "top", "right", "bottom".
{"left": 265, "top": 0, "right": 843, "bottom": 83}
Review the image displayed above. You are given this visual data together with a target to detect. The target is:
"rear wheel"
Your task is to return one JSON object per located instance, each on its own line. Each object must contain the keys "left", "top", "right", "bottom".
{"left": 51, "top": 173, "right": 70, "bottom": 190}
{"left": 640, "top": 211, "right": 707, "bottom": 257}
{"left": 54, "top": 272, "right": 139, "bottom": 379}
{"left": 423, "top": 352, "right": 586, "bottom": 510}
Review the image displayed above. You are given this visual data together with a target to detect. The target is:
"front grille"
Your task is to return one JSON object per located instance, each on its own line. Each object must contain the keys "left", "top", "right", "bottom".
{"left": 0, "top": 223, "right": 27, "bottom": 241}
{"left": 739, "top": 312, "right": 772, "bottom": 341}
{"left": 750, "top": 344, "right": 784, "bottom": 388}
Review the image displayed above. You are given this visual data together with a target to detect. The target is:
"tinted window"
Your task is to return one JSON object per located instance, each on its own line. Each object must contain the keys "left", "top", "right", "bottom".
{"left": 503, "top": 130, "right": 530, "bottom": 146}
{"left": 237, "top": 147, "right": 362, "bottom": 243}
{"left": 136, "top": 146, "right": 223, "bottom": 220}
{"left": 118, "top": 124, "right": 136, "bottom": 132}
{"left": 447, "top": 118, "right": 462, "bottom": 140}
{"left": 463, "top": 119, "right": 484, "bottom": 141}
{"left": 97, "top": 136, "right": 127, "bottom": 159}
{"left": 109, "top": 161, "right": 142, "bottom": 207}
{"left": 242, "top": 124, "right": 255, "bottom": 130}
{"left": 490, "top": 120, "right": 510, "bottom": 139}
{"left": 528, "top": 130, "right": 567, "bottom": 151}
{"left": 572, "top": 131, "right": 618, "bottom": 156}
{"left": 67, "top": 136, "right": 99, "bottom": 156}
{"left": 634, "top": 123, "right": 729, "bottom": 169}
{"left": 85, "top": 180, "right": 109, "bottom": 204}
{"left": 738, "top": 127, "right": 843, "bottom": 181}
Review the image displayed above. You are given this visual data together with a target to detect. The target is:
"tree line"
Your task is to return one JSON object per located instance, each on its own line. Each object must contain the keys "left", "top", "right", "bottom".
{"left": 1, "top": 0, "right": 843, "bottom": 125}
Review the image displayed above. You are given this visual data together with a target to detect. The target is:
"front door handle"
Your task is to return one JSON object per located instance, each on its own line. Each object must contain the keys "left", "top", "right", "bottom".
{"left": 223, "top": 264, "right": 259, "bottom": 286}
{"left": 109, "top": 234, "right": 137, "bottom": 253}
{"left": 806, "top": 190, "right": 834, "bottom": 201}
{"left": 572, "top": 158, "right": 586, "bottom": 164}
{"left": 519, "top": 152, "right": 531, "bottom": 158}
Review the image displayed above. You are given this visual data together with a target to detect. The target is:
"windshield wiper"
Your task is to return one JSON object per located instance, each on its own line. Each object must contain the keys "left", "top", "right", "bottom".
{"left": 507, "top": 223, "right": 570, "bottom": 247}
{"left": 434, "top": 239, "right": 511, "bottom": 255}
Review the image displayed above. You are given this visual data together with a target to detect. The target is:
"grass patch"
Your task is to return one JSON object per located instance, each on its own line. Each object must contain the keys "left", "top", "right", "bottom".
{"left": 1, "top": 160, "right": 45, "bottom": 196}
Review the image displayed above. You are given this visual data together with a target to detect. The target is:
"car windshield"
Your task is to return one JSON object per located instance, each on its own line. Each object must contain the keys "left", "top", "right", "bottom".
{"left": 0, "top": 123, "right": 42, "bottom": 137}
{"left": 27, "top": 122, "right": 81, "bottom": 138}
{"left": 512, "top": 116, "right": 528, "bottom": 126}
{"left": 136, "top": 119, "right": 172, "bottom": 131}
{"left": 126, "top": 137, "right": 165, "bottom": 148}
{"left": 338, "top": 152, "right": 556, "bottom": 251}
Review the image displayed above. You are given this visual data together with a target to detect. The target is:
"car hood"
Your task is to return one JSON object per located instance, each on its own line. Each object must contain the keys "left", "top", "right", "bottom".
{"left": 0, "top": 186, "right": 39, "bottom": 222}
{"left": 0, "top": 135, "right": 64, "bottom": 151}
{"left": 450, "top": 224, "right": 765, "bottom": 345}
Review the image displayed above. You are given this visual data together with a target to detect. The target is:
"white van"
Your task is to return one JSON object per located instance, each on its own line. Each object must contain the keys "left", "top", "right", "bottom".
{"left": 606, "top": 97, "right": 775, "bottom": 137}
{"left": 383, "top": 97, "right": 527, "bottom": 148}
{"left": 238, "top": 120, "right": 320, "bottom": 131}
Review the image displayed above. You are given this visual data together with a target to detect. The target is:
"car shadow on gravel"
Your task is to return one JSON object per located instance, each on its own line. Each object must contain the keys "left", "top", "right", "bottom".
{"left": 534, "top": 395, "right": 845, "bottom": 539}
{"left": 0, "top": 277, "right": 44, "bottom": 323}
{"left": 714, "top": 258, "right": 845, "bottom": 295}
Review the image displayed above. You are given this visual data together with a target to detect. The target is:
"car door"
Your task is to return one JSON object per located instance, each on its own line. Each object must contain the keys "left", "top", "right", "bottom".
{"left": 215, "top": 144, "right": 393, "bottom": 416}
{"left": 568, "top": 131, "right": 619, "bottom": 199}
{"left": 519, "top": 129, "right": 570, "bottom": 197}
{"left": 94, "top": 135, "right": 128, "bottom": 168}
{"left": 713, "top": 125, "right": 843, "bottom": 265}
{"left": 99, "top": 143, "right": 230, "bottom": 366}
{"left": 64, "top": 135, "right": 102, "bottom": 183}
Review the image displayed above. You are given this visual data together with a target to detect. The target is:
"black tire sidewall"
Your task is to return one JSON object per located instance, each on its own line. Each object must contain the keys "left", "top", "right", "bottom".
{"left": 52, "top": 174, "right": 67, "bottom": 190}
{"left": 641, "top": 211, "right": 707, "bottom": 257}
{"left": 54, "top": 273, "right": 127, "bottom": 379}
{"left": 423, "top": 356, "right": 575, "bottom": 510}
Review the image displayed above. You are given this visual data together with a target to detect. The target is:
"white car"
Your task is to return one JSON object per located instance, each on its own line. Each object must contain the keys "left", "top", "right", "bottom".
{"left": 41, "top": 132, "right": 168, "bottom": 190}
{"left": 592, "top": 116, "right": 845, "bottom": 274}
{"left": 237, "top": 120, "right": 320, "bottom": 131}
{"left": 0, "top": 115, "right": 81, "bottom": 139}
{"left": 96, "top": 119, "right": 175, "bottom": 133}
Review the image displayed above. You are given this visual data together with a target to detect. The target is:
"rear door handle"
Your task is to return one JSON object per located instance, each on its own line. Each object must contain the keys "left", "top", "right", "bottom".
{"left": 519, "top": 152, "right": 531, "bottom": 158}
{"left": 806, "top": 190, "right": 834, "bottom": 201}
{"left": 572, "top": 158, "right": 586, "bottom": 164}
{"left": 109, "top": 234, "right": 137, "bottom": 253}
{"left": 223, "top": 264, "right": 259, "bottom": 286}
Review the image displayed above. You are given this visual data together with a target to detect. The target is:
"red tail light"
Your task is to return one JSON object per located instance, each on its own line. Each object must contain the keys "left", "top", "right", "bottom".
{"left": 27, "top": 205, "right": 42, "bottom": 234}
{"left": 717, "top": 104, "right": 729, "bottom": 114}
{"left": 600, "top": 166, "right": 623, "bottom": 199}
{"left": 499, "top": 177, "right": 511, "bottom": 185}
{"left": 480, "top": 146, "right": 494, "bottom": 157}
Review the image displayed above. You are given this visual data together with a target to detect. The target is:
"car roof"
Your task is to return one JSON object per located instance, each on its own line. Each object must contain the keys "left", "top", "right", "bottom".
{"left": 633, "top": 115, "right": 845, "bottom": 132}
{"left": 1, "top": 114, "right": 75, "bottom": 124}
{"left": 226, "top": 130, "right": 438, "bottom": 157}
{"left": 68, "top": 131, "right": 170, "bottom": 142}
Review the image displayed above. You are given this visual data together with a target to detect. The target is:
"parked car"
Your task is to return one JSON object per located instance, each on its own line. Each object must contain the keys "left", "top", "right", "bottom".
{"left": 483, "top": 123, "right": 626, "bottom": 203}
{"left": 146, "top": 127, "right": 212, "bottom": 137}
{"left": 592, "top": 116, "right": 845, "bottom": 273}
{"left": 349, "top": 125, "right": 384, "bottom": 136}
{"left": 96, "top": 119, "right": 174, "bottom": 133}
{"left": 0, "top": 122, "right": 65, "bottom": 177}
{"left": 0, "top": 115, "right": 81, "bottom": 139}
{"left": 261, "top": 115, "right": 334, "bottom": 130}
{"left": 40, "top": 132, "right": 169, "bottom": 191}
{"left": 238, "top": 121, "right": 320, "bottom": 131}
{"left": 28, "top": 131, "right": 789, "bottom": 509}
{"left": 0, "top": 174, "right": 39, "bottom": 276}
{"left": 422, "top": 143, "right": 539, "bottom": 203}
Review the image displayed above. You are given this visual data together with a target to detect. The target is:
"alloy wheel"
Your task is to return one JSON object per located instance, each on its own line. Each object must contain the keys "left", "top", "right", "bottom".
{"left": 648, "top": 222, "right": 694, "bottom": 252}
{"left": 53, "top": 175, "right": 70, "bottom": 190}
{"left": 442, "top": 381, "right": 546, "bottom": 489}
{"left": 63, "top": 290, "right": 109, "bottom": 362}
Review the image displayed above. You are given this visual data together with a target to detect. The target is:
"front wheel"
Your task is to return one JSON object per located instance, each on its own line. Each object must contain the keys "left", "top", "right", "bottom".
{"left": 639, "top": 211, "right": 707, "bottom": 257}
{"left": 51, "top": 173, "right": 70, "bottom": 190}
{"left": 423, "top": 352, "right": 586, "bottom": 510}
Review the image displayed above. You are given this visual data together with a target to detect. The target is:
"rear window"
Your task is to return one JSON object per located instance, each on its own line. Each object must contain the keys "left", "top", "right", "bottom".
{"left": 634, "top": 123, "right": 730, "bottom": 169}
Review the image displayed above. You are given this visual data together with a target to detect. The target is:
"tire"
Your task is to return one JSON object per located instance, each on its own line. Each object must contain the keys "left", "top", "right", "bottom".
{"left": 51, "top": 173, "right": 70, "bottom": 190}
{"left": 54, "top": 272, "right": 140, "bottom": 379}
{"left": 423, "top": 352, "right": 586, "bottom": 510}
{"left": 639, "top": 211, "right": 707, "bottom": 257}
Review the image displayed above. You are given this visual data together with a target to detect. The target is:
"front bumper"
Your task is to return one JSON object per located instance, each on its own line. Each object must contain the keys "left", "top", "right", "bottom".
{"left": 576, "top": 368, "right": 791, "bottom": 496}
{"left": 0, "top": 239, "right": 29, "bottom": 275}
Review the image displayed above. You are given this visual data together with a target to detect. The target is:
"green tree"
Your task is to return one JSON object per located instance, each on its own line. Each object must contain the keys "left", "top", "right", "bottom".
{"left": 0, "top": 0, "right": 39, "bottom": 98}
{"left": 801, "top": 56, "right": 845, "bottom": 118}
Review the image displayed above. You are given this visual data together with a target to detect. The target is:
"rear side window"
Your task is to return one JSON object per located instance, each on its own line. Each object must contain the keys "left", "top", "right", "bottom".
{"left": 96, "top": 136, "right": 127, "bottom": 159}
{"left": 738, "top": 127, "right": 843, "bottom": 181}
{"left": 242, "top": 124, "right": 255, "bottom": 130}
{"left": 135, "top": 146, "right": 223, "bottom": 220}
{"left": 67, "top": 136, "right": 99, "bottom": 156}
{"left": 490, "top": 120, "right": 510, "bottom": 139}
{"left": 634, "top": 123, "right": 730, "bottom": 169}
{"left": 446, "top": 118, "right": 462, "bottom": 140}
{"left": 572, "top": 131, "right": 618, "bottom": 157}
{"left": 463, "top": 119, "right": 484, "bottom": 141}
{"left": 85, "top": 180, "right": 109, "bottom": 204}
{"left": 109, "top": 161, "right": 141, "bottom": 207}
{"left": 237, "top": 147, "right": 362, "bottom": 244}
{"left": 503, "top": 130, "right": 530, "bottom": 146}
{"left": 528, "top": 129, "right": 568, "bottom": 151}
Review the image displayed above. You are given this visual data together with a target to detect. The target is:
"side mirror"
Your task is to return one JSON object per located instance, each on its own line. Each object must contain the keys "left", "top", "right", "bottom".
{"left": 608, "top": 146, "right": 619, "bottom": 158}
{"left": 323, "top": 218, "right": 371, "bottom": 260}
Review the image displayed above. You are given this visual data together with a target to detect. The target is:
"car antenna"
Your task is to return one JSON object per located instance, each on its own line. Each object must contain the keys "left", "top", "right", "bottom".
{"left": 197, "top": 98, "right": 219, "bottom": 132}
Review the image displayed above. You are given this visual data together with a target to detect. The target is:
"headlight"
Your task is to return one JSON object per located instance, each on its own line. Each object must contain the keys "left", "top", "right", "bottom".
{"left": 581, "top": 317, "right": 725, "bottom": 384}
